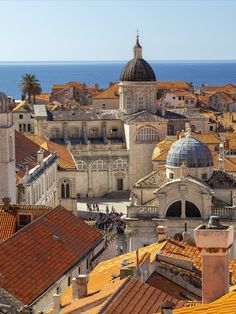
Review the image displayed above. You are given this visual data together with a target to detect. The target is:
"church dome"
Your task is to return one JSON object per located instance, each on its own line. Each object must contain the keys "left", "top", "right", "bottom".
{"left": 120, "top": 35, "right": 156, "bottom": 82}
{"left": 0, "top": 92, "right": 9, "bottom": 113}
{"left": 166, "top": 135, "right": 213, "bottom": 168}
{"left": 120, "top": 58, "right": 156, "bottom": 82}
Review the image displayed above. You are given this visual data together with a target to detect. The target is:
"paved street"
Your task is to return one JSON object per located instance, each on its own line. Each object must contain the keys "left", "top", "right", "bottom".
{"left": 77, "top": 197, "right": 130, "bottom": 215}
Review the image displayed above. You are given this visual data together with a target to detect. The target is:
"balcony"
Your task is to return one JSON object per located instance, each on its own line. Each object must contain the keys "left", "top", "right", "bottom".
{"left": 211, "top": 206, "right": 236, "bottom": 220}
{"left": 127, "top": 205, "right": 159, "bottom": 219}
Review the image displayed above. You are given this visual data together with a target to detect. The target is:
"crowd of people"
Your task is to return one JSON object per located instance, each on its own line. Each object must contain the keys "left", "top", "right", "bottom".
{"left": 95, "top": 211, "right": 125, "bottom": 235}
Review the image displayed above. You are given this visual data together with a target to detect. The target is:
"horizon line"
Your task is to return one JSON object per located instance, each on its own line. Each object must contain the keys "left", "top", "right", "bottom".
{"left": 1, "top": 59, "right": 236, "bottom": 63}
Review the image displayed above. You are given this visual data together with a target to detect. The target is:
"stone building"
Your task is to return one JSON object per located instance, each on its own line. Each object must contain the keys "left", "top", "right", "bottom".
{"left": 0, "top": 92, "right": 16, "bottom": 203}
{"left": 126, "top": 130, "right": 236, "bottom": 252}
{"left": 33, "top": 36, "right": 187, "bottom": 197}
{"left": 15, "top": 131, "right": 58, "bottom": 208}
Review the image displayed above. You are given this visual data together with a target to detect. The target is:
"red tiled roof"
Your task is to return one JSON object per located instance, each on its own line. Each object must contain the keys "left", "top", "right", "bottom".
{"left": 0, "top": 205, "right": 51, "bottom": 241}
{"left": 15, "top": 131, "right": 51, "bottom": 178}
{"left": 0, "top": 206, "right": 103, "bottom": 305}
{"left": 99, "top": 276, "right": 184, "bottom": 314}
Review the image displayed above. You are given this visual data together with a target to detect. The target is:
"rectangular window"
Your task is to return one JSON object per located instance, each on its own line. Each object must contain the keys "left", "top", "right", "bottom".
{"left": 19, "top": 114, "right": 23, "bottom": 119}
{"left": 110, "top": 128, "right": 118, "bottom": 137}
{"left": 126, "top": 96, "right": 132, "bottom": 109}
{"left": 68, "top": 276, "right": 71, "bottom": 286}
{"left": 202, "top": 173, "right": 207, "bottom": 180}
{"left": 27, "top": 124, "right": 31, "bottom": 132}
{"left": 138, "top": 96, "right": 144, "bottom": 106}
{"left": 178, "top": 96, "right": 181, "bottom": 100}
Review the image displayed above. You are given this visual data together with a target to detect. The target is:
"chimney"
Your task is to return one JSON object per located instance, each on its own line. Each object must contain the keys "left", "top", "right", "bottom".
{"left": 182, "top": 222, "right": 191, "bottom": 243}
{"left": 2, "top": 197, "right": 11, "bottom": 212}
{"left": 157, "top": 226, "right": 167, "bottom": 242}
{"left": 36, "top": 148, "right": 44, "bottom": 165}
{"left": 218, "top": 143, "right": 225, "bottom": 171}
{"left": 194, "top": 216, "right": 234, "bottom": 304}
{"left": 72, "top": 274, "right": 89, "bottom": 299}
{"left": 52, "top": 293, "right": 61, "bottom": 314}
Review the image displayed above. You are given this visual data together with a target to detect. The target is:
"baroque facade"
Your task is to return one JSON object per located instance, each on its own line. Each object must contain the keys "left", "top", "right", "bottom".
{"left": 126, "top": 129, "right": 236, "bottom": 253}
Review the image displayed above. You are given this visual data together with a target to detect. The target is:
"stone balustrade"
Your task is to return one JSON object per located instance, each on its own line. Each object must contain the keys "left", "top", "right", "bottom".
{"left": 127, "top": 205, "right": 159, "bottom": 218}
{"left": 211, "top": 206, "right": 236, "bottom": 219}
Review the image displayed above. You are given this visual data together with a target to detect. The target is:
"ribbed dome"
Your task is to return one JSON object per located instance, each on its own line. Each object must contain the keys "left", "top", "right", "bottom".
{"left": 0, "top": 92, "right": 9, "bottom": 113}
{"left": 166, "top": 136, "right": 213, "bottom": 168}
{"left": 120, "top": 58, "right": 156, "bottom": 82}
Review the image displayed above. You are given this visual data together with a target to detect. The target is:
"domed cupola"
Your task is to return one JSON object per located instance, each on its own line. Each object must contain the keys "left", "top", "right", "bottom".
{"left": 120, "top": 35, "right": 156, "bottom": 82}
{"left": 166, "top": 130, "right": 214, "bottom": 181}
{"left": 0, "top": 92, "right": 9, "bottom": 113}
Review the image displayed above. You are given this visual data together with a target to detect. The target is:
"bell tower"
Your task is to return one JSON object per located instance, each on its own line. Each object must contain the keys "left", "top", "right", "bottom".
{"left": 0, "top": 92, "right": 16, "bottom": 203}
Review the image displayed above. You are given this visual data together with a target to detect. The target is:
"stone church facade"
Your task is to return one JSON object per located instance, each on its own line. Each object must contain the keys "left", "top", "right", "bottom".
{"left": 33, "top": 36, "right": 187, "bottom": 197}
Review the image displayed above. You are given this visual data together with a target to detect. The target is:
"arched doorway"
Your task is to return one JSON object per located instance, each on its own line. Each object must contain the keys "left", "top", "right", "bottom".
{"left": 166, "top": 201, "right": 181, "bottom": 217}
{"left": 185, "top": 201, "right": 201, "bottom": 217}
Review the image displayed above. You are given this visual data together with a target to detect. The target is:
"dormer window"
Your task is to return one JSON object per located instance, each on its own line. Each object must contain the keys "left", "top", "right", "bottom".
{"left": 19, "top": 214, "right": 31, "bottom": 228}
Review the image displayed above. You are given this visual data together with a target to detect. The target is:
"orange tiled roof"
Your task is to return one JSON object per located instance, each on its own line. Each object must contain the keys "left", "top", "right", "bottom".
{"left": 93, "top": 84, "right": 119, "bottom": 99}
{"left": 99, "top": 276, "right": 184, "bottom": 314}
{"left": 47, "top": 242, "right": 166, "bottom": 313}
{"left": 24, "top": 134, "right": 77, "bottom": 170}
{"left": 174, "top": 286, "right": 236, "bottom": 314}
{"left": 12, "top": 100, "right": 28, "bottom": 112}
{"left": 158, "top": 239, "right": 202, "bottom": 272}
{"left": 157, "top": 81, "right": 192, "bottom": 90}
{"left": 0, "top": 206, "right": 103, "bottom": 305}
{"left": 211, "top": 152, "right": 236, "bottom": 173}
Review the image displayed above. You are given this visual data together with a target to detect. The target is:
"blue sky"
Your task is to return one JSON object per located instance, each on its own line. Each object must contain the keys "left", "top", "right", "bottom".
{"left": 0, "top": 0, "right": 235, "bottom": 61}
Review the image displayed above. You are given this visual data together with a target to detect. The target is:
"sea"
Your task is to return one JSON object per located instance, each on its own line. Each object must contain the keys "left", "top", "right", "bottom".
{"left": 1, "top": 60, "right": 236, "bottom": 100}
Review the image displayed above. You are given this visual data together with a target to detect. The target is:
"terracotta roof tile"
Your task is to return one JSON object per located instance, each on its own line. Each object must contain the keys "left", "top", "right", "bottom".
{"left": 174, "top": 287, "right": 236, "bottom": 314}
{"left": 0, "top": 206, "right": 103, "bottom": 305}
{"left": 158, "top": 239, "right": 202, "bottom": 272}
{"left": 24, "top": 134, "right": 77, "bottom": 170}
{"left": 93, "top": 84, "right": 119, "bottom": 99}
{"left": 99, "top": 277, "right": 184, "bottom": 314}
{"left": 156, "top": 81, "right": 192, "bottom": 90}
{"left": 47, "top": 242, "right": 166, "bottom": 313}
{"left": 15, "top": 131, "right": 51, "bottom": 178}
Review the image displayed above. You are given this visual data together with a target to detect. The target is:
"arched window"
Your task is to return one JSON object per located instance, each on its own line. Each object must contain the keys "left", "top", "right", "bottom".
{"left": 166, "top": 201, "right": 181, "bottom": 217}
{"left": 92, "top": 160, "right": 108, "bottom": 171}
{"left": 135, "top": 127, "right": 159, "bottom": 142}
{"left": 185, "top": 201, "right": 201, "bottom": 217}
{"left": 77, "top": 160, "right": 87, "bottom": 171}
{"left": 112, "top": 159, "right": 128, "bottom": 170}
{"left": 61, "top": 180, "right": 70, "bottom": 198}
